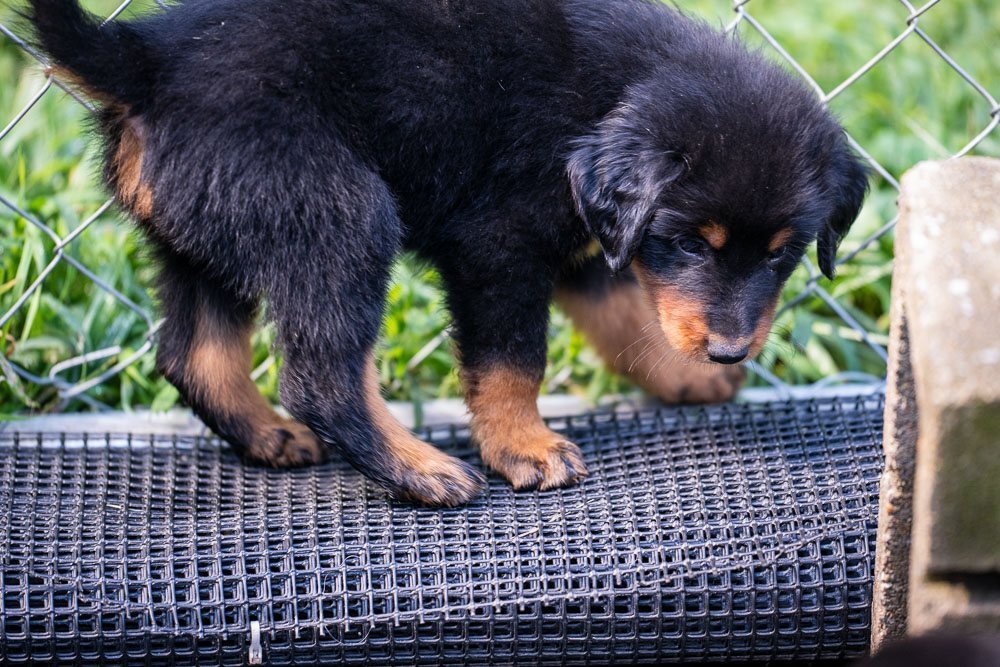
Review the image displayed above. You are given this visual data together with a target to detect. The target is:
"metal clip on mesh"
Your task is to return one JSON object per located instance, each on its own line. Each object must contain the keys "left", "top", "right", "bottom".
{"left": 0, "top": 396, "right": 883, "bottom": 665}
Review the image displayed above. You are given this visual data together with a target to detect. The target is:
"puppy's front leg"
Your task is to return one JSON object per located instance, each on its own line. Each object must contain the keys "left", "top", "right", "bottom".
{"left": 463, "top": 365, "right": 587, "bottom": 490}
{"left": 441, "top": 258, "right": 588, "bottom": 491}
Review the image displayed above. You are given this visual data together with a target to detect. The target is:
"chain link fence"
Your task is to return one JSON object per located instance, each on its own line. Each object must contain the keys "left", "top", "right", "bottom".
{"left": 1, "top": 0, "right": 998, "bottom": 411}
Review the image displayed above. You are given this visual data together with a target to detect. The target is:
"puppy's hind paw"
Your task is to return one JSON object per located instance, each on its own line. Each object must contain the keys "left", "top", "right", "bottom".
{"left": 245, "top": 421, "right": 327, "bottom": 468}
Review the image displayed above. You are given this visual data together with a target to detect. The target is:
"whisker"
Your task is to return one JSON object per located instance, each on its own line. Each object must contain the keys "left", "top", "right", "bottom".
{"left": 645, "top": 341, "right": 690, "bottom": 382}
{"left": 645, "top": 351, "right": 675, "bottom": 383}
{"left": 613, "top": 324, "right": 659, "bottom": 366}
{"left": 627, "top": 338, "right": 661, "bottom": 374}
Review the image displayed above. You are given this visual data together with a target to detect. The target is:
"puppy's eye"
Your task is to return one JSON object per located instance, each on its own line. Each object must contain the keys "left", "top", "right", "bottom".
{"left": 676, "top": 237, "right": 708, "bottom": 258}
{"left": 767, "top": 246, "right": 788, "bottom": 268}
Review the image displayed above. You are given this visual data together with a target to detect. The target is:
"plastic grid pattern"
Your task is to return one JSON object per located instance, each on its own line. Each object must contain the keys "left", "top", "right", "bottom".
{"left": 0, "top": 394, "right": 883, "bottom": 665}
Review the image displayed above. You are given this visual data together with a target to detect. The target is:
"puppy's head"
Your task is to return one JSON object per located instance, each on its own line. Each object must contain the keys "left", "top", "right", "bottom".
{"left": 567, "top": 45, "right": 869, "bottom": 365}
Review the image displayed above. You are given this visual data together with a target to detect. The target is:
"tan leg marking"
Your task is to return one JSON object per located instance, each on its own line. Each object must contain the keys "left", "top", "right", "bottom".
{"left": 363, "top": 359, "right": 484, "bottom": 506}
{"left": 556, "top": 280, "right": 656, "bottom": 376}
{"left": 556, "top": 279, "right": 744, "bottom": 405}
{"left": 464, "top": 366, "right": 587, "bottom": 490}
{"left": 179, "top": 305, "right": 325, "bottom": 467}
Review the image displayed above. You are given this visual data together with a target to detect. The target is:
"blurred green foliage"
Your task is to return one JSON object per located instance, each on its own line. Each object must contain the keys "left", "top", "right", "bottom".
{"left": 1, "top": 0, "right": 998, "bottom": 412}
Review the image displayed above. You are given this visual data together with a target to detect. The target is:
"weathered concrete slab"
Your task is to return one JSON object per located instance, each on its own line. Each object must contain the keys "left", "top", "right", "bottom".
{"left": 899, "top": 158, "right": 1000, "bottom": 575}
{"left": 885, "top": 157, "right": 1000, "bottom": 639}
{"left": 909, "top": 577, "right": 1000, "bottom": 637}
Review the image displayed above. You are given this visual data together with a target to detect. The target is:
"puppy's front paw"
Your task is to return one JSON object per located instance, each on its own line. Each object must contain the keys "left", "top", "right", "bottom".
{"left": 392, "top": 454, "right": 486, "bottom": 507}
{"left": 679, "top": 363, "right": 745, "bottom": 404}
{"left": 482, "top": 430, "right": 589, "bottom": 491}
{"left": 245, "top": 421, "right": 327, "bottom": 467}
{"left": 647, "top": 361, "right": 746, "bottom": 404}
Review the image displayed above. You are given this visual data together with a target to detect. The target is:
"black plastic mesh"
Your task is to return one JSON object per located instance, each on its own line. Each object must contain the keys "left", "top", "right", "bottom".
{"left": 0, "top": 395, "right": 883, "bottom": 665}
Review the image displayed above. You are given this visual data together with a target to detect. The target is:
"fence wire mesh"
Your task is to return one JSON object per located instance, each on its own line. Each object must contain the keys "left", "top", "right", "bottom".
{"left": 1, "top": 0, "right": 998, "bottom": 409}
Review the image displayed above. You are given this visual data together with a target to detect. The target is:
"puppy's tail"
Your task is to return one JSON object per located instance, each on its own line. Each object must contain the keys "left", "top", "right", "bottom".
{"left": 26, "top": 0, "right": 155, "bottom": 107}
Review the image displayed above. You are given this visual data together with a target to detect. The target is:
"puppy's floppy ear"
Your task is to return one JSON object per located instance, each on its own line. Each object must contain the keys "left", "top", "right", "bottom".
{"left": 818, "top": 140, "right": 870, "bottom": 279}
{"left": 567, "top": 127, "right": 687, "bottom": 273}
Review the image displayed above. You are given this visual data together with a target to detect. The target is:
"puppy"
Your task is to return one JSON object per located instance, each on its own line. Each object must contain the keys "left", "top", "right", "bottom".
{"left": 28, "top": 0, "right": 868, "bottom": 506}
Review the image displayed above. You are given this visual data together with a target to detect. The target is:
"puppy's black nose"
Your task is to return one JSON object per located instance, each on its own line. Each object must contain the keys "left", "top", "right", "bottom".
{"left": 706, "top": 341, "right": 749, "bottom": 365}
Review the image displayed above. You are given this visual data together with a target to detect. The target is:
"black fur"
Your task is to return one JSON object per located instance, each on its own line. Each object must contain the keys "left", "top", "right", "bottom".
{"left": 28, "top": 0, "right": 868, "bottom": 496}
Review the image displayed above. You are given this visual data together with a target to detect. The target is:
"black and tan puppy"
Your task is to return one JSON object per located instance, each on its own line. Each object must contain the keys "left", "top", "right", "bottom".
{"left": 28, "top": 0, "right": 868, "bottom": 506}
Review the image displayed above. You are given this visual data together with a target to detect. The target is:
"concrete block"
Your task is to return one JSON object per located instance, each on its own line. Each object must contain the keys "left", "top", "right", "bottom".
{"left": 884, "top": 157, "right": 1000, "bottom": 639}
{"left": 909, "top": 577, "right": 1000, "bottom": 637}
{"left": 898, "top": 157, "right": 1000, "bottom": 574}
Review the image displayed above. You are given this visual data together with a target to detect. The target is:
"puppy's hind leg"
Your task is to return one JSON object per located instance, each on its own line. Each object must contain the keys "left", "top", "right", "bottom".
{"left": 263, "top": 155, "right": 484, "bottom": 507}
{"left": 154, "top": 249, "right": 325, "bottom": 466}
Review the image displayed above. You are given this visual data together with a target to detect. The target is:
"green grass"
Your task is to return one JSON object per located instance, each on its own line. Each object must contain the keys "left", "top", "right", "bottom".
{"left": 2, "top": 0, "right": 998, "bottom": 413}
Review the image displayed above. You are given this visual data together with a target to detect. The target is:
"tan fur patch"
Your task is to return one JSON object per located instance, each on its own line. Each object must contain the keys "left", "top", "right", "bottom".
{"left": 363, "top": 356, "right": 482, "bottom": 505}
{"left": 46, "top": 65, "right": 121, "bottom": 108}
{"left": 557, "top": 278, "right": 742, "bottom": 401}
{"left": 768, "top": 228, "right": 793, "bottom": 254}
{"left": 45, "top": 66, "right": 154, "bottom": 218}
{"left": 363, "top": 359, "right": 445, "bottom": 468}
{"left": 182, "top": 305, "right": 323, "bottom": 467}
{"left": 633, "top": 264, "right": 710, "bottom": 360}
{"left": 698, "top": 221, "right": 728, "bottom": 250}
{"left": 186, "top": 307, "right": 277, "bottom": 432}
{"left": 653, "top": 288, "right": 710, "bottom": 358}
{"left": 749, "top": 298, "right": 779, "bottom": 357}
{"left": 558, "top": 275, "right": 746, "bottom": 404}
{"left": 133, "top": 183, "right": 154, "bottom": 219}
{"left": 113, "top": 117, "right": 154, "bottom": 219}
{"left": 44, "top": 66, "right": 155, "bottom": 218}
{"left": 464, "top": 366, "right": 546, "bottom": 455}
{"left": 555, "top": 281, "right": 657, "bottom": 376}
{"left": 464, "top": 366, "right": 586, "bottom": 490}
{"left": 568, "top": 239, "right": 603, "bottom": 265}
